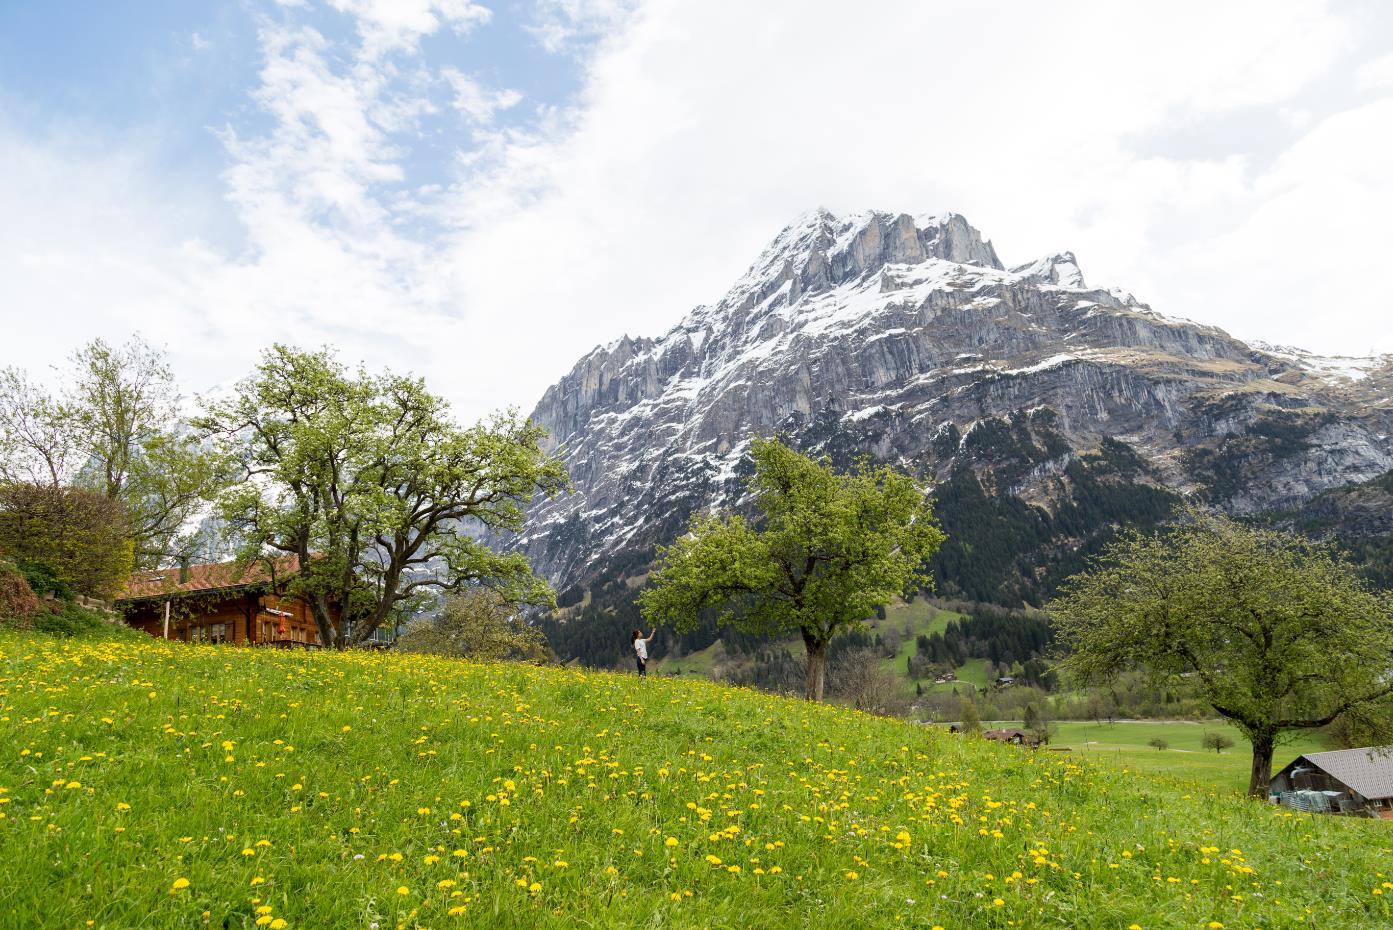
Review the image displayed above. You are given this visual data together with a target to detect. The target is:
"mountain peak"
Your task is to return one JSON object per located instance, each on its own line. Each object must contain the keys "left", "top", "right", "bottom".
{"left": 1010, "top": 251, "right": 1085, "bottom": 288}
{"left": 726, "top": 209, "right": 1003, "bottom": 315}
{"left": 511, "top": 207, "right": 1393, "bottom": 595}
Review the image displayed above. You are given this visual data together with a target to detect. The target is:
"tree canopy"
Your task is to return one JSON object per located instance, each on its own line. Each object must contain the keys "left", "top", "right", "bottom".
{"left": 638, "top": 437, "right": 944, "bottom": 700}
{"left": 396, "top": 589, "right": 552, "bottom": 662}
{"left": 0, "top": 336, "right": 228, "bottom": 567}
{"left": 1050, "top": 509, "right": 1393, "bottom": 797}
{"left": 197, "top": 345, "right": 568, "bottom": 649}
{"left": 0, "top": 482, "right": 132, "bottom": 599}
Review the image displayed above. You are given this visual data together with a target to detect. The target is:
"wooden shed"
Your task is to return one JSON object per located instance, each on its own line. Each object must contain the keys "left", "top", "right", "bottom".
{"left": 983, "top": 727, "right": 1041, "bottom": 747}
{"left": 1270, "top": 748, "right": 1393, "bottom": 818}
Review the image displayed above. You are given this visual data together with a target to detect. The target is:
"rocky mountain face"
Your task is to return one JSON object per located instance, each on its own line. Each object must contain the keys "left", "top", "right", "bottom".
{"left": 507, "top": 209, "right": 1393, "bottom": 606}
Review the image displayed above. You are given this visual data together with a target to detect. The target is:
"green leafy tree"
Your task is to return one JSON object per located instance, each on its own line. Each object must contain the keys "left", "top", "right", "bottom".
{"left": 396, "top": 589, "right": 552, "bottom": 661}
{"left": 0, "top": 337, "right": 228, "bottom": 567}
{"left": 197, "top": 345, "right": 568, "bottom": 649}
{"left": 1148, "top": 737, "right": 1169, "bottom": 751}
{"left": 1202, "top": 731, "right": 1235, "bottom": 754}
{"left": 638, "top": 437, "right": 944, "bottom": 701}
{"left": 1051, "top": 509, "right": 1393, "bottom": 797}
{"left": 1023, "top": 703, "right": 1040, "bottom": 731}
{"left": 0, "top": 368, "right": 77, "bottom": 488}
{"left": 958, "top": 694, "right": 982, "bottom": 734}
{"left": 0, "top": 482, "right": 132, "bottom": 598}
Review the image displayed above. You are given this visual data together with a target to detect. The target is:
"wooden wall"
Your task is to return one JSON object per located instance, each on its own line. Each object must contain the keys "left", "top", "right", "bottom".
{"left": 121, "top": 590, "right": 329, "bottom": 647}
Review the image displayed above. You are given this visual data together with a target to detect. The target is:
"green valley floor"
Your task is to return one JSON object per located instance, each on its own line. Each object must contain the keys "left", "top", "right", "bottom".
{"left": 2, "top": 632, "right": 1391, "bottom": 929}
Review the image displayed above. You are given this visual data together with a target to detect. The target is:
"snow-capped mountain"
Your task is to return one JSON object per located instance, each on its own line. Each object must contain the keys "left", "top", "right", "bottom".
{"left": 508, "top": 209, "right": 1393, "bottom": 600}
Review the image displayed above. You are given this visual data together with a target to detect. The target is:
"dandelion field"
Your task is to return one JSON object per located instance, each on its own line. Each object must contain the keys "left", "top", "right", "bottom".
{"left": 2, "top": 633, "right": 1392, "bottom": 929}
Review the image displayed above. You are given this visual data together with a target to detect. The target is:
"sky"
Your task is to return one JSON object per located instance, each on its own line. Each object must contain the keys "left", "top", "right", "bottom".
{"left": 2, "top": 0, "right": 1392, "bottom": 423}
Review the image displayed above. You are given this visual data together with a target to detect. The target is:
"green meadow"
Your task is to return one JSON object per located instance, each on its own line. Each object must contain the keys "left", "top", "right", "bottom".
{"left": 3, "top": 631, "right": 1393, "bottom": 929}
{"left": 1009, "top": 720, "right": 1329, "bottom": 796}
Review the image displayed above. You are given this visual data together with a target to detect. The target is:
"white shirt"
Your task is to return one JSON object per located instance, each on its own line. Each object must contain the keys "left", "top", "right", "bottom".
{"left": 634, "top": 638, "right": 648, "bottom": 660}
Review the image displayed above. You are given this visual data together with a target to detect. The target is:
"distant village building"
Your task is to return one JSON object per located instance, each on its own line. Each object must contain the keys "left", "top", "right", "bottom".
{"left": 116, "top": 556, "right": 332, "bottom": 647}
{"left": 993, "top": 676, "right": 1016, "bottom": 688}
{"left": 1270, "top": 748, "right": 1393, "bottom": 817}
{"left": 983, "top": 727, "right": 1040, "bottom": 747}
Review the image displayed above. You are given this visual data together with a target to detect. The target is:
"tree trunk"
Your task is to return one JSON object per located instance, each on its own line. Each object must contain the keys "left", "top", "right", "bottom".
{"left": 803, "top": 634, "right": 828, "bottom": 702}
{"left": 1247, "top": 732, "right": 1276, "bottom": 799}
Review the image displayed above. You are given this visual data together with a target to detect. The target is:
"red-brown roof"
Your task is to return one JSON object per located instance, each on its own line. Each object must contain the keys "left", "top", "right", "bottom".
{"left": 118, "top": 555, "right": 302, "bottom": 601}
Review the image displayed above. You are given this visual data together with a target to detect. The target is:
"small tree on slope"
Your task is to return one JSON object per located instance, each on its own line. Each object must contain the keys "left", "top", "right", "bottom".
{"left": 637, "top": 437, "right": 944, "bottom": 701}
{"left": 1050, "top": 509, "right": 1393, "bottom": 798}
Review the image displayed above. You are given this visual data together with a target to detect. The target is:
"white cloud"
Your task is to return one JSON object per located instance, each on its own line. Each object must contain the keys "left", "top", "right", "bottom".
{"left": 440, "top": 0, "right": 1391, "bottom": 411}
{"left": 1356, "top": 52, "right": 1393, "bottom": 91}
{"left": 442, "top": 69, "right": 523, "bottom": 125}
{"left": 527, "top": 0, "right": 639, "bottom": 53}
{"left": 326, "top": 0, "right": 491, "bottom": 57}
{"left": 1164, "top": 98, "right": 1393, "bottom": 357}
{"left": 2, "top": 0, "right": 1391, "bottom": 427}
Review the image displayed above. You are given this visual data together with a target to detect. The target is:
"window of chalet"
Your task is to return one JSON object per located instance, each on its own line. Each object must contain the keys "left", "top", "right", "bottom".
{"left": 189, "top": 623, "right": 227, "bottom": 644}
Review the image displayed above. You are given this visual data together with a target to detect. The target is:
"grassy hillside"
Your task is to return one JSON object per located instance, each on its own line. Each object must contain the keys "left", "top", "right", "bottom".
{"left": 655, "top": 598, "right": 965, "bottom": 692}
{"left": 3, "top": 634, "right": 1392, "bottom": 929}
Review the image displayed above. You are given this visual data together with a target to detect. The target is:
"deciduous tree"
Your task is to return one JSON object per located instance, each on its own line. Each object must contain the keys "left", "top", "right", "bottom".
{"left": 0, "top": 482, "right": 132, "bottom": 598}
{"left": 638, "top": 437, "right": 944, "bottom": 701}
{"left": 0, "top": 337, "right": 228, "bottom": 566}
{"left": 1202, "top": 731, "right": 1235, "bottom": 754}
{"left": 197, "top": 345, "right": 568, "bottom": 649}
{"left": 396, "top": 589, "right": 552, "bottom": 661}
{"left": 1051, "top": 509, "right": 1393, "bottom": 798}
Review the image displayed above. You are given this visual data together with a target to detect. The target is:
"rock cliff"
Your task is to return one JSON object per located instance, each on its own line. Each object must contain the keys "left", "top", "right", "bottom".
{"left": 507, "top": 209, "right": 1393, "bottom": 601}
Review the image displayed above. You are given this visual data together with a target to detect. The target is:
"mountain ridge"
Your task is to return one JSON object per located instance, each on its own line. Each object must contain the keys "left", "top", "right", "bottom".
{"left": 505, "top": 209, "right": 1393, "bottom": 602}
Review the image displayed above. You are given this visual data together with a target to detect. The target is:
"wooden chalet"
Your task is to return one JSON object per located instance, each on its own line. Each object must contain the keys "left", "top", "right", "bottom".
{"left": 116, "top": 556, "right": 332, "bottom": 647}
{"left": 1270, "top": 748, "right": 1393, "bottom": 818}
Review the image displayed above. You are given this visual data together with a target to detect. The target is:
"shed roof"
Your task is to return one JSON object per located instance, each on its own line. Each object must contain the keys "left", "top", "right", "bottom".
{"left": 984, "top": 728, "right": 1029, "bottom": 739}
{"left": 118, "top": 555, "right": 302, "bottom": 601}
{"left": 1282, "top": 747, "right": 1393, "bottom": 800}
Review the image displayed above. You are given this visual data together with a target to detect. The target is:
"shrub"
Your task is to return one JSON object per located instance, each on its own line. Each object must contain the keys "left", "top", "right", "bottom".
{"left": 13, "top": 558, "right": 70, "bottom": 598}
{"left": 1148, "top": 737, "right": 1169, "bottom": 751}
{"left": 0, "top": 560, "right": 41, "bottom": 627}
{"left": 0, "top": 482, "right": 132, "bottom": 599}
{"left": 29, "top": 601, "right": 137, "bottom": 639}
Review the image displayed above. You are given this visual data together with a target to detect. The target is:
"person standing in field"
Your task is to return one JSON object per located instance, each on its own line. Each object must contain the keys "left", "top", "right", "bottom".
{"left": 631, "top": 628, "right": 655, "bottom": 676}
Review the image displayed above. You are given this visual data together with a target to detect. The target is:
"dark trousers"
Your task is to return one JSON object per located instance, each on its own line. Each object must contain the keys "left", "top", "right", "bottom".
{"left": 635, "top": 655, "right": 646, "bottom": 676}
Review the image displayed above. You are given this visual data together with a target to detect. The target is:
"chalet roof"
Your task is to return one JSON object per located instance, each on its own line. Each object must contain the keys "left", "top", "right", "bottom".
{"left": 118, "top": 555, "right": 302, "bottom": 602}
{"left": 1283, "top": 748, "right": 1393, "bottom": 800}
{"left": 984, "top": 728, "right": 1029, "bottom": 739}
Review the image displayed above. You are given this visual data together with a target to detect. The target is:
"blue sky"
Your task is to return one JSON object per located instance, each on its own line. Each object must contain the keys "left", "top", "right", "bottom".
{"left": 1, "top": 1, "right": 1391, "bottom": 421}
{"left": 0, "top": 0, "right": 592, "bottom": 251}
